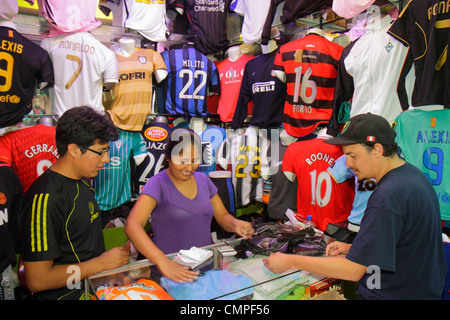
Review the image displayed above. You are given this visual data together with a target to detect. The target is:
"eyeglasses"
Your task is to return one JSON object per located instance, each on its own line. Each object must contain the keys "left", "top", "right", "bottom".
{"left": 83, "top": 146, "right": 110, "bottom": 157}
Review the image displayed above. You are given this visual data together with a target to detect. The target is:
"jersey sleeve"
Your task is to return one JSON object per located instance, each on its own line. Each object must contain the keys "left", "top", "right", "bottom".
{"left": 153, "top": 51, "right": 167, "bottom": 71}
{"left": 272, "top": 47, "right": 285, "bottom": 74}
{"left": 209, "top": 63, "right": 220, "bottom": 94}
{"left": 327, "top": 154, "right": 353, "bottom": 184}
{"left": 132, "top": 131, "right": 147, "bottom": 159}
{"left": 281, "top": 143, "right": 295, "bottom": 173}
{"left": 231, "top": 62, "right": 252, "bottom": 129}
{"left": 36, "top": 49, "right": 55, "bottom": 87}
{"left": 0, "top": 134, "right": 13, "bottom": 165}
{"left": 21, "top": 192, "right": 65, "bottom": 262}
{"left": 387, "top": 5, "right": 412, "bottom": 47}
{"left": 102, "top": 48, "right": 119, "bottom": 84}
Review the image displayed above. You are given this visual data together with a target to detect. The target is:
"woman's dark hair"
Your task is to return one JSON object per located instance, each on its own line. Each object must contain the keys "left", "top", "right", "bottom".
{"left": 163, "top": 128, "right": 202, "bottom": 168}
{"left": 55, "top": 106, "right": 119, "bottom": 156}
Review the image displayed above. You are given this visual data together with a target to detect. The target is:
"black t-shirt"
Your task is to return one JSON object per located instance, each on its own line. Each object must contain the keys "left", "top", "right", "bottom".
{"left": 20, "top": 169, "right": 104, "bottom": 300}
{"left": 0, "top": 26, "right": 54, "bottom": 127}
{"left": 0, "top": 162, "right": 22, "bottom": 273}
{"left": 346, "top": 162, "right": 447, "bottom": 299}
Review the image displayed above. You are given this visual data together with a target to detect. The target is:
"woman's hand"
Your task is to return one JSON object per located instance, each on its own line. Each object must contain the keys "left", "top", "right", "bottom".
{"left": 234, "top": 219, "right": 254, "bottom": 238}
{"left": 157, "top": 257, "right": 199, "bottom": 283}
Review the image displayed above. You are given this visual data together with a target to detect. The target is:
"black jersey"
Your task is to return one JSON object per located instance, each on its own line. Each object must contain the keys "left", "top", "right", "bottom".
{"left": 231, "top": 50, "right": 286, "bottom": 129}
{"left": 20, "top": 169, "right": 104, "bottom": 300}
{"left": 170, "top": 0, "right": 232, "bottom": 55}
{"left": 261, "top": 0, "right": 332, "bottom": 44}
{"left": 0, "top": 162, "right": 22, "bottom": 273}
{"left": 388, "top": 0, "right": 450, "bottom": 108}
{"left": 0, "top": 27, "right": 54, "bottom": 128}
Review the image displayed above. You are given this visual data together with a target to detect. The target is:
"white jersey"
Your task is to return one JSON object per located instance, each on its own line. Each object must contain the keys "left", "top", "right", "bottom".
{"left": 230, "top": 0, "right": 272, "bottom": 44}
{"left": 217, "top": 127, "right": 270, "bottom": 207}
{"left": 100, "top": 0, "right": 168, "bottom": 42}
{"left": 40, "top": 32, "right": 118, "bottom": 116}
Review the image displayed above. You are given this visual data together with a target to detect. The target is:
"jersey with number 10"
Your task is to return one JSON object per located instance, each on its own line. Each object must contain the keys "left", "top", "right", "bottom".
{"left": 393, "top": 109, "right": 450, "bottom": 221}
{"left": 282, "top": 138, "right": 354, "bottom": 231}
{"left": 273, "top": 34, "right": 343, "bottom": 137}
{"left": 161, "top": 47, "right": 220, "bottom": 117}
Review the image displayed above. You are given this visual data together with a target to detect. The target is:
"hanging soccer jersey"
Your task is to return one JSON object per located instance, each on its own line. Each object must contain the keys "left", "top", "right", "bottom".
{"left": 327, "top": 15, "right": 414, "bottom": 136}
{"left": 170, "top": 0, "right": 233, "bottom": 55}
{"left": 161, "top": 47, "right": 220, "bottom": 117}
{"left": 282, "top": 138, "right": 355, "bottom": 231}
{"left": 40, "top": 32, "right": 119, "bottom": 116}
{"left": 108, "top": 48, "right": 167, "bottom": 132}
{"left": 217, "top": 54, "right": 254, "bottom": 123}
{"left": 93, "top": 129, "right": 147, "bottom": 211}
{"left": 0, "top": 124, "right": 58, "bottom": 192}
{"left": 217, "top": 127, "right": 270, "bottom": 207}
{"left": 36, "top": 0, "right": 101, "bottom": 36}
{"left": 230, "top": 0, "right": 272, "bottom": 44}
{"left": 393, "top": 109, "right": 450, "bottom": 221}
{"left": 273, "top": 33, "right": 343, "bottom": 137}
{"left": 232, "top": 50, "right": 286, "bottom": 129}
{"left": 0, "top": 26, "right": 54, "bottom": 128}
{"left": 134, "top": 121, "right": 173, "bottom": 191}
{"left": 388, "top": 0, "right": 450, "bottom": 108}
{"left": 98, "top": 0, "right": 168, "bottom": 42}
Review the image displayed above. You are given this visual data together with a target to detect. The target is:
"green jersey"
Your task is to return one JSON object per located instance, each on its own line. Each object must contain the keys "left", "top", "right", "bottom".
{"left": 394, "top": 109, "right": 450, "bottom": 221}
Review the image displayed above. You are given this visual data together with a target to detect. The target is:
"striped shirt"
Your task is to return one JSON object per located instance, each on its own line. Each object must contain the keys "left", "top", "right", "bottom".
{"left": 273, "top": 34, "right": 343, "bottom": 137}
{"left": 93, "top": 129, "right": 147, "bottom": 211}
{"left": 217, "top": 127, "right": 270, "bottom": 207}
{"left": 161, "top": 47, "right": 220, "bottom": 117}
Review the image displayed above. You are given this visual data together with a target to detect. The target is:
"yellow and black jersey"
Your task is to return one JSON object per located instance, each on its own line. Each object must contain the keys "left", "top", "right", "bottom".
{"left": 20, "top": 169, "right": 104, "bottom": 300}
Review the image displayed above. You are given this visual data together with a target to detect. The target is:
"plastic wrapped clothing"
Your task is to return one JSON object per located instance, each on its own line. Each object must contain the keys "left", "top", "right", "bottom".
{"left": 239, "top": 222, "right": 326, "bottom": 256}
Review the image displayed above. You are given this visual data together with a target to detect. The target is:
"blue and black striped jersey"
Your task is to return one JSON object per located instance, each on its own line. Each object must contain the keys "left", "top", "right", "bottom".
{"left": 161, "top": 47, "right": 220, "bottom": 117}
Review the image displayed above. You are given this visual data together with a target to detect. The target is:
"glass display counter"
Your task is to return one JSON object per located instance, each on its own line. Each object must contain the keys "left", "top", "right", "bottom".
{"left": 84, "top": 238, "right": 321, "bottom": 300}
{"left": 85, "top": 233, "right": 337, "bottom": 300}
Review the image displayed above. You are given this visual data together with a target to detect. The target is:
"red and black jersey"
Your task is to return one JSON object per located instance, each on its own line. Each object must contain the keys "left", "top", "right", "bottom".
{"left": 388, "top": 0, "right": 450, "bottom": 108}
{"left": 0, "top": 124, "right": 58, "bottom": 193}
{"left": 0, "top": 27, "right": 54, "bottom": 128}
{"left": 273, "top": 34, "right": 343, "bottom": 137}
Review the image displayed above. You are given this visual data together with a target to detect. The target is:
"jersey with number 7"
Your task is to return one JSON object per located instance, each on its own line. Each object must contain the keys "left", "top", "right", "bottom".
{"left": 40, "top": 32, "right": 118, "bottom": 117}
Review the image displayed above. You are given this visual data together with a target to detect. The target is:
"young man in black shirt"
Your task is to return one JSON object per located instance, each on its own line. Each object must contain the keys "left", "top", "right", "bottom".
{"left": 19, "top": 106, "right": 130, "bottom": 300}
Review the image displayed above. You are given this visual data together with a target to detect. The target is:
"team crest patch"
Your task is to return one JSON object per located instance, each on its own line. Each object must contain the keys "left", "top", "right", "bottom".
{"left": 89, "top": 201, "right": 95, "bottom": 215}
{"left": 385, "top": 39, "right": 393, "bottom": 53}
{"left": 139, "top": 56, "right": 147, "bottom": 64}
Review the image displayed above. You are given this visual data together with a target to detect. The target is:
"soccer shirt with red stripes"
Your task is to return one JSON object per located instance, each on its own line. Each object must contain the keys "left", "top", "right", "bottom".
{"left": 273, "top": 34, "right": 343, "bottom": 137}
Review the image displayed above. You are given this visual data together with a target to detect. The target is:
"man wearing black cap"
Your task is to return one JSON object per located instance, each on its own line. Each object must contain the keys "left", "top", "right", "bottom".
{"left": 264, "top": 113, "right": 446, "bottom": 299}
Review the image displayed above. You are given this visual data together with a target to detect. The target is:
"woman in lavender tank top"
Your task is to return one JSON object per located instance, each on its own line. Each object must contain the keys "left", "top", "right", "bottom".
{"left": 125, "top": 129, "right": 254, "bottom": 283}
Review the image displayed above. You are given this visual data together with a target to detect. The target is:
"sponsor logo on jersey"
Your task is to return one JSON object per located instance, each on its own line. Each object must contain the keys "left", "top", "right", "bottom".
{"left": 252, "top": 81, "right": 275, "bottom": 94}
{"left": 0, "top": 95, "right": 20, "bottom": 104}
{"left": 138, "top": 56, "right": 147, "bottom": 64}
{"left": 0, "top": 192, "right": 6, "bottom": 205}
{"left": 144, "top": 127, "right": 168, "bottom": 142}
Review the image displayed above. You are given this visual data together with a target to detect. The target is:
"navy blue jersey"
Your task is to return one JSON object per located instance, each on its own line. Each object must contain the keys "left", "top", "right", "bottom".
{"left": 0, "top": 27, "right": 54, "bottom": 127}
{"left": 134, "top": 121, "right": 173, "bottom": 191}
{"left": 161, "top": 47, "right": 220, "bottom": 117}
{"left": 232, "top": 50, "right": 286, "bottom": 129}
